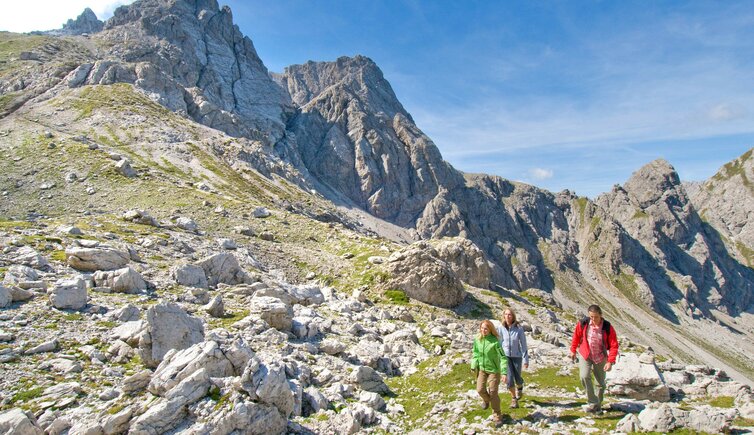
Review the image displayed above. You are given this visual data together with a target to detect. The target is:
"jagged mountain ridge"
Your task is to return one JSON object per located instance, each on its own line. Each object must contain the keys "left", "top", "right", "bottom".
{"left": 1, "top": 0, "right": 753, "bottom": 382}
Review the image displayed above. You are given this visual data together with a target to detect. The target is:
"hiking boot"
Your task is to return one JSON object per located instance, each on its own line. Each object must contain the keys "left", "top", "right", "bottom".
{"left": 516, "top": 387, "right": 523, "bottom": 399}
{"left": 581, "top": 403, "right": 599, "bottom": 413}
{"left": 492, "top": 413, "right": 504, "bottom": 427}
{"left": 510, "top": 398, "right": 519, "bottom": 408}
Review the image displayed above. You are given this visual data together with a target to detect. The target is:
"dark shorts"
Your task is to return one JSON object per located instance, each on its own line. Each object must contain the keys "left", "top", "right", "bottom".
{"left": 507, "top": 357, "right": 524, "bottom": 388}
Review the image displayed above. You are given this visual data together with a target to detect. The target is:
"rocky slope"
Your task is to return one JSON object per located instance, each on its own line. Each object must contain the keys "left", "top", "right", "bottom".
{"left": 0, "top": 1, "right": 753, "bottom": 433}
{"left": 688, "top": 148, "right": 754, "bottom": 267}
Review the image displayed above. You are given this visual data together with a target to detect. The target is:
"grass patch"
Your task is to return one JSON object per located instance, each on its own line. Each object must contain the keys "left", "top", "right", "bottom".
{"left": 208, "top": 309, "right": 250, "bottom": 330}
{"left": 736, "top": 241, "right": 754, "bottom": 267}
{"left": 575, "top": 197, "right": 589, "bottom": 224}
{"left": 385, "top": 355, "right": 474, "bottom": 427}
{"left": 384, "top": 289, "right": 409, "bottom": 305}
{"left": 9, "top": 386, "right": 44, "bottom": 405}
{"left": 63, "top": 312, "right": 84, "bottom": 321}
{"left": 107, "top": 403, "right": 126, "bottom": 415}
{"left": 465, "top": 293, "right": 493, "bottom": 319}
{"left": 707, "top": 395, "right": 735, "bottom": 408}
{"left": 632, "top": 209, "right": 650, "bottom": 219}
{"left": 527, "top": 366, "right": 582, "bottom": 392}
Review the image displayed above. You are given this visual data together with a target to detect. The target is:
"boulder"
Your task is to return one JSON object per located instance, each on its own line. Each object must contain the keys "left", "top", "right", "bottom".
{"left": 240, "top": 356, "right": 295, "bottom": 417}
{"left": 140, "top": 303, "right": 204, "bottom": 367}
{"left": 149, "top": 341, "right": 236, "bottom": 396}
{"left": 122, "top": 209, "right": 158, "bottom": 226}
{"left": 304, "top": 387, "right": 330, "bottom": 414}
{"left": 171, "top": 264, "right": 209, "bottom": 289}
{"left": 195, "top": 253, "right": 251, "bottom": 287}
{"left": 49, "top": 277, "right": 87, "bottom": 310}
{"left": 383, "top": 241, "right": 465, "bottom": 308}
{"left": 253, "top": 207, "right": 271, "bottom": 218}
{"left": 65, "top": 246, "right": 130, "bottom": 271}
{"left": 175, "top": 217, "right": 198, "bottom": 232}
{"left": 0, "top": 408, "right": 43, "bottom": 434}
{"left": 350, "top": 365, "right": 390, "bottom": 394}
{"left": 188, "top": 400, "right": 286, "bottom": 435}
{"left": 122, "top": 370, "right": 152, "bottom": 394}
{"left": 93, "top": 267, "right": 147, "bottom": 294}
{"left": 10, "top": 246, "right": 51, "bottom": 271}
{"left": 115, "top": 159, "right": 137, "bottom": 178}
{"left": 249, "top": 296, "right": 293, "bottom": 331}
{"left": 431, "top": 237, "right": 491, "bottom": 288}
{"left": 606, "top": 352, "right": 670, "bottom": 401}
{"left": 0, "top": 286, "right": 10, "bottom": 308}
{"left": 3, "top": 265, "right": 39, "bottom": 286}
{"left": 203, "top": 295, "right": 225, "bottom": 318}
{"left": 320, "top": 338, "right": 347, "bottom": 355}
{"left": 285, "top": 284, "right": 325, "bottom": 306}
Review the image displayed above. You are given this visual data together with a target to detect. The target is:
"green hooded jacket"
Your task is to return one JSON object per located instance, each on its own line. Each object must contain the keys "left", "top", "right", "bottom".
{"left": 471, "top": 334, "right": 508, "bottom": 374}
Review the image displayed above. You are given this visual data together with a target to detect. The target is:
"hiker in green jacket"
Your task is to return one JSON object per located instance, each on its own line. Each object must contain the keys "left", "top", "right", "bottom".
{"left": 471, "top": 319, "right": 508, "bottom": 427}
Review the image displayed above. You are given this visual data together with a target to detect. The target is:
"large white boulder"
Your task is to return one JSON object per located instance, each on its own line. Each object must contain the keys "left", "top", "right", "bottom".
{"left": 0, "top": 408, "right": 43, "bottom": 435}
{"left": 48, "top": 277, "right": 87, "bottom": 310}
{"left": 195, "top": 253, "right": 252, "bottom": 287}
{"left": 140, "top": 303, "right": 204, "bottom": 367}
{"left": 93, "top": 266, "right": 147, "bottom": 293}
{"left": 65, "top": 246, "right": 130, "bottom": 271}
{"left": 249, "top": 296, "right": 293, "bottom": 332}
{"left": 606, "top": 352, "right": 670, "bottom": 401}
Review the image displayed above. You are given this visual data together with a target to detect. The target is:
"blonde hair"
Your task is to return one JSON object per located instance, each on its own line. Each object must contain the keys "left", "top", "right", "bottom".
{"left": 501, "top": 308, "right": 517, "bottom": 326}
{"left": 479, "top": 319, "right": 499, "bottom": 339}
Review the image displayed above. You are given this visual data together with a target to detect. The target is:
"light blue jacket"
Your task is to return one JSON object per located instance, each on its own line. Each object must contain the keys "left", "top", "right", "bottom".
{"left": 495, "top": 321, "right": 529, "bottom": 365}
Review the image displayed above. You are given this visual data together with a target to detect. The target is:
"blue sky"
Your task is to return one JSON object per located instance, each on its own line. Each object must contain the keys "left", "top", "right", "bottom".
{"left": 4, "top": 1, "right": 754, "bottom": 197}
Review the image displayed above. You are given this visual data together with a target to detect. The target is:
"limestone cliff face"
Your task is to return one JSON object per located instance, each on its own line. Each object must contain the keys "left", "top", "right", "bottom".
{"left": 65, "top": 0, "right": 293, "bottom": 142}
{"left": 688, "top": 149, "right": 754, "bottom": 267}
{"left": 596, "top": 159, "right": 754, "bottom": 315}
{"left": 278, "top": 56, "right": 460, "bottom": 226}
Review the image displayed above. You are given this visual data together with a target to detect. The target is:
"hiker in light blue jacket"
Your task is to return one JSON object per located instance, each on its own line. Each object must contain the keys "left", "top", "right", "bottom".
{"left": 496, "top": 308, "right": 529, "bottom": 408}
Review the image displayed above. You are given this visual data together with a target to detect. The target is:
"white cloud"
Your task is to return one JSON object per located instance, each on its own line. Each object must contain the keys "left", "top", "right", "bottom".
{"left": 707, "top": 103, "right": 745, "bottom": 122}
{"left": 0, "top": 1, "right": 135, "bottom": 33}
{"left": 528, "top": 168, "right": 553, "bottom": 180}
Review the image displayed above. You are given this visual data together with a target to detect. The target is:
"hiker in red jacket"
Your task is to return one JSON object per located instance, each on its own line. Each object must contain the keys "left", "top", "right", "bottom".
{"left": 569, "top": 305, "right": 619, "bottom": 414}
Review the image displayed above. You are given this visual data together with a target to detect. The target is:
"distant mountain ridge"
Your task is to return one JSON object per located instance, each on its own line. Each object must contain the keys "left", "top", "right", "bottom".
{"left": 2, "top": 0, "right": 753, "bottom": 381}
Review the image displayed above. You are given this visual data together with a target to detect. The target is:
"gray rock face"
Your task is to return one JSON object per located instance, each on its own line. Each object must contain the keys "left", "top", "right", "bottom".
{"left": 99, "top": 0, "right": 292, "bottom": 142}
{"left": 280, "top": 56, "right": 457, "bottom": 227}
{"left": 49, "top": 277, "right": 87, "bottom": 310}
{"left": 383, "top": 241, "right": 465, "bottom": 308}
{"left": 149, "top": 340, "right": 240, "bottom": 396}
{"left": 688, "top": 148, "right": 754, "bottom": 266}
{"left": 596, "top": 159, "right": 754, "bottom": 314}
{"left": 141, "top": 303, "right": 205, "bottom": 367}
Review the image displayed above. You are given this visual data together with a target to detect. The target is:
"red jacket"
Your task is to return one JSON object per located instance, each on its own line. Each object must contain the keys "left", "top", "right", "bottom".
{"left": 570, "top": 318, "right": 619, "bottom": 364}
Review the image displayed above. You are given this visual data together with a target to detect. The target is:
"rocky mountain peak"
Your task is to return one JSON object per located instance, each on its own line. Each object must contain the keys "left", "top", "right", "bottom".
{"left": 279, "top": 55, "right": 410, "bottom": 121}
{"left": 44, "top": 7, "right": 104, "bottom": 36}
{"left": 623, "top": 158, "right": 682, "bottom": 208}
{"left": 66, "top": 0, "right": 293, "bottom": 143}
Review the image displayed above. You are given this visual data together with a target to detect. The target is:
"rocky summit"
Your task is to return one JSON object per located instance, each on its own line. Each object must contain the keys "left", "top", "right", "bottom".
{"left": 0, "top": 0, "right": 753, "bottom": 433}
